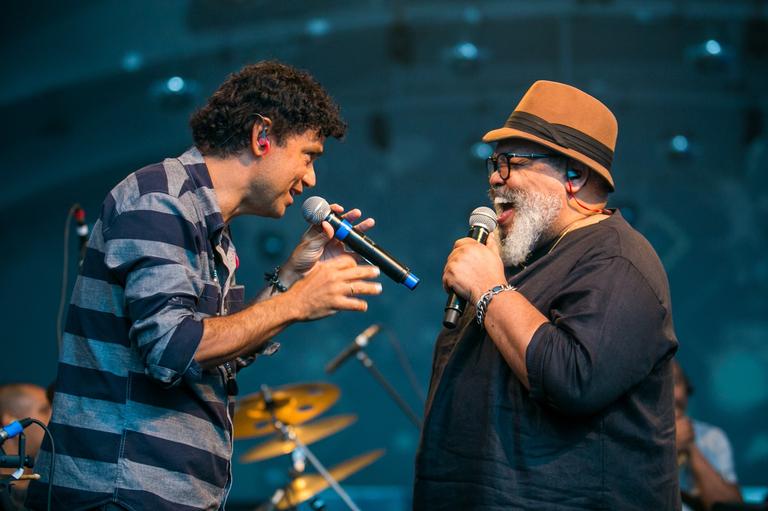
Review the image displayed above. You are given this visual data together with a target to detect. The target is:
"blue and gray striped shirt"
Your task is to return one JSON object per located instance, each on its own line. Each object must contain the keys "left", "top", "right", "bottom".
{"left": 28, "top": 148, "right": 263, "bottom": 511}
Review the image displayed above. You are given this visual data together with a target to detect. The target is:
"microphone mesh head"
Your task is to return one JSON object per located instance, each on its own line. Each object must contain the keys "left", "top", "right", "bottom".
{"left": 469, "top": 206, "right": 497, "bottom": 232}
{"left": 302, "top": 196, "right": 331, "bottom": 225}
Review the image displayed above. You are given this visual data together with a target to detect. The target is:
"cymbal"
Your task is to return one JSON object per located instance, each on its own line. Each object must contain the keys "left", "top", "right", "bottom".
{"left": 234, "top": 382, "right": 340, "bottom": 438}
{"left": 240, "top": 414, "right": 358, "bottom": 463}
{"left": 277, "top": 449, "right": 385, "bottom": 510}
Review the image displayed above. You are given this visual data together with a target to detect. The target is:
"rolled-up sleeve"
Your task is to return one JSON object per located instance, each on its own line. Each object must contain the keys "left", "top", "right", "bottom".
{"left": 525, "top": 256, "right": 677, "bottom": 416}
{"left": 103, "top": 192, "right": 206, "bottom": 387}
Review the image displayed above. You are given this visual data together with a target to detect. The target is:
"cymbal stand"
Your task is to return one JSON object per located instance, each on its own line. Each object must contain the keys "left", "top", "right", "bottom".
{"left": 260, "top": 385, "right": 361, "bottom": 511}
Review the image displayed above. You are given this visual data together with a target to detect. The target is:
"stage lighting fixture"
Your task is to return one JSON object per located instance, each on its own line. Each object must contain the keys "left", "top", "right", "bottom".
{"left": 121, "top": 51, "right": 143, "bottom": 72}
{"left": 686, "top": 38, "right": 730, "bottom": 72}
{"left": 470, "top": 142, "right": 493, "bottom": 160}
{"left": 166, "top": 76, "right": 186, "bottom": 93}
{"left": 306, "top": 18, "right": 330, "bottom": 37}
{"left": 150, "top": 75, "right": 197, "bottom": 109}
{"left": 704, "top": 39, "right": 722, "bottom": 56}
{"left": 452, "top": 41, "right": 479, "bottom": 61}
{"left": 668, "top": 134, "right": 691, "bottom": 159}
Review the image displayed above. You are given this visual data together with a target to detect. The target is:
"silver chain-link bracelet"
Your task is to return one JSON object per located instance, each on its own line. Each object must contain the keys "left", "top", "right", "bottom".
{"left": 476, "top": 284, "right": 517, "bottom": 325}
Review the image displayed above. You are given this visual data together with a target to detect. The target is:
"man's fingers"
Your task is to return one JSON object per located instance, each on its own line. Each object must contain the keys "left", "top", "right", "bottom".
{"left": 326, "top": 254, "right": 359, "bottom": 269}
{"left": 320, "top": 220, "right": 335, "bottom": 239}
{"left": 335, "top": 297, "right": 369, "bottom": 312}
{"left": 453, "top": 237, "right": 479, "bottom": 249}
{"left": 346, "top": 280, "right": 383, "bottom": 296}
{"left": 486, "top": 230, "right": 502, "bottom": 256}
{"left": 354, "top": 217, "right": 375, "bottom": 232}
{"left": 340, "top": 208, "right": 362, "bottom": 222}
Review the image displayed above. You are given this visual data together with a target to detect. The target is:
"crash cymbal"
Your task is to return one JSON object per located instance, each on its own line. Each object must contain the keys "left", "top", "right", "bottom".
{"left": 239, "top": 414, "right": 358, "bottom": 463}
{"left": 277, "top": 449, "right": 385, "bottom": 510}
{"left": 234, "top": 382, "right": 340, "bottom": 438}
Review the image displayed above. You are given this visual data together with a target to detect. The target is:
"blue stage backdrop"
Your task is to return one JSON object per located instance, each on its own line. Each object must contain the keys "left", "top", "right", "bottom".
{"left": 2, "top": 1, "right": 767, "bottom": 506}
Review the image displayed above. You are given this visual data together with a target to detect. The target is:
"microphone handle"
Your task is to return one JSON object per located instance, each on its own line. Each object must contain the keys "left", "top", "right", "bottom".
{"left": 325, "top": 215, "right": 412, "bottom": 284}
{"left": 443, "top": 226, "right": 490, "bottom": 329}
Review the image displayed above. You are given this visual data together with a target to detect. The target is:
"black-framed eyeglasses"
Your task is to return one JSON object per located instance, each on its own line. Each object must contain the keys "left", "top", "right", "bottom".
{"left": 485, "top": 152, "right": 554, "bottom": 179}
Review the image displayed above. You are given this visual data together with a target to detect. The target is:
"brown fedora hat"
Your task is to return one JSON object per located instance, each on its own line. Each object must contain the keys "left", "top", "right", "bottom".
{"left": 483, "top": 80, "right": 618, "bottom": 191}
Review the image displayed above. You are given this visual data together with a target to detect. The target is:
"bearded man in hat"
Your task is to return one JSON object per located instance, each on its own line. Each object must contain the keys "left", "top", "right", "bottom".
{"left": 414, "top": 81, "right": 679, "bottom": 510}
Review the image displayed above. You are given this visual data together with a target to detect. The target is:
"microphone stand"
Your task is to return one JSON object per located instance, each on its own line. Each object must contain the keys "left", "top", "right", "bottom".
{"left": 260, "top": 385, "right": 362, "bottom": 511}
{"left": 0, "top": 432, "right": 35, "bottom": 507}
{"left": 354, "top": 350, "right": 423, "bottom": 430}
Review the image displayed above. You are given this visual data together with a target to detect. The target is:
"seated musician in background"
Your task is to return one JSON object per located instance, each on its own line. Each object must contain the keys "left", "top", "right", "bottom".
{"left": 0, "top": 383, "right": 51, "bottom": 511}
{"left": 674, "top": 360, "right": 743, "bottom": 511}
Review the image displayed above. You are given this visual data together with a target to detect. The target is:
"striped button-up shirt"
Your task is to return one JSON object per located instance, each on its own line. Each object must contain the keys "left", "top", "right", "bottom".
{"left": 28, "top": 148, "right": 264, "bottom": 511}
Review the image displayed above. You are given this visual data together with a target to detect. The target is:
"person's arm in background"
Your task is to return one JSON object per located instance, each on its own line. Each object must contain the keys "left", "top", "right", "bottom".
{"left": 677, "top": 417, "right": 743, "bottom": 509}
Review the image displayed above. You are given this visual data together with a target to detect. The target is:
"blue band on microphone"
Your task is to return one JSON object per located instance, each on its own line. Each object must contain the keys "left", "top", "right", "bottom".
{"left": 3, "top": 421, "right": 23, "bottom": 437}
{"left": 403, "top": 273, "right": 420, "bottom": 290}
{"left": 335, "top": 219, "right": 353, "bottom": 240}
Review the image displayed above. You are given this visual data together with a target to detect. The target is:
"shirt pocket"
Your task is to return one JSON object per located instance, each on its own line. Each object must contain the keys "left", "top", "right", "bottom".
{"left": 197, "top": 280, "right": 221, "bottom": 316}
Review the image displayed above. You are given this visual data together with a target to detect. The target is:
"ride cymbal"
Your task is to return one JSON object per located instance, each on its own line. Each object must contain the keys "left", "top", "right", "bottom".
{"left": 234, "top": 382, "right": 340, "bottom": 438}
{"left": 277, "top": 449, "right": 385, "bottom": 510}
{"left": 240, "top": 414, "right": 357, "bottom": 463}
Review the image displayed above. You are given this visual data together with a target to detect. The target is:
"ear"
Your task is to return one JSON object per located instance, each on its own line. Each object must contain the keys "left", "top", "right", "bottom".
{"left": 250, "top": 116, "right": 273, "bottom": 157}
{"left": 564, "top": 160, "right": 589, "bottom": 193}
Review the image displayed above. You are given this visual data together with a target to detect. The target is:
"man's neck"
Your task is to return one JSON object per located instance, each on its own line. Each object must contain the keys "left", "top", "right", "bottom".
{"left": 204, "top": 153, "right": 252, "bottom": 224}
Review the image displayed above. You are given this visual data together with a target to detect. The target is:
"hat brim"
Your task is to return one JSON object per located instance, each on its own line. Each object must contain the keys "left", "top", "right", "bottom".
{"left": 483, "top": 127, "right": 615, "bottom": 191}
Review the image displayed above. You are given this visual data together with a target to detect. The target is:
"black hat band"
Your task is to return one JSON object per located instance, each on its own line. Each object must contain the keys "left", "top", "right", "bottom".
{"left": 504, "top": 111, "right": 614, "bottom": 170}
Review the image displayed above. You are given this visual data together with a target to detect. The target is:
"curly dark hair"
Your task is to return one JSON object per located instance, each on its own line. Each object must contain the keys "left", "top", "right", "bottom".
{"left": 190, "top": 61, "right": 346, "bottom": 157}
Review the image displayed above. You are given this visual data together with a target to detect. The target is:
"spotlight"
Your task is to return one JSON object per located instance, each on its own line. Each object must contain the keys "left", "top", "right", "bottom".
{"left": 445, "top": 41, "right": 484, "bottom": 73}
{"left": 452, "top": 41, "right": 479, "bottom": 61}
{"left": 704, "top": 39, "right": 722, "bottom": 56}
{"left": 306, "top": 18, "right": 330, "bottom": 37}
{"left": 470, "top": 142, "right": 493, "bottom": 160}
{"left": 150, "top": 75, "right": 197, "bottom": 109}
{"left": 121, "top": 51, "right": 143, "bottom": 72}
{"left": 166, "top": 76, "right": 186, "bottom": 94}
{"left": 667, "top": 134, "right": 692, "bottom": 159}
{"left": 686, "top": 38, "right": 730, "bottom": 72}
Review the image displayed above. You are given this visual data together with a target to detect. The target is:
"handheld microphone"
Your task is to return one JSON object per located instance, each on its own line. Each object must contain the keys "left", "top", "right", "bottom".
{"left": 325, "top": 324, "right": 381, "bottom": 374}
{"left": 443, "top": 207, "right": 498, "bottom": 329}
{"left": 0, "top": 418, "right": 33, "bottom": 445}
{"left": 301, "top": 197, "right": 419, "bottom": 290}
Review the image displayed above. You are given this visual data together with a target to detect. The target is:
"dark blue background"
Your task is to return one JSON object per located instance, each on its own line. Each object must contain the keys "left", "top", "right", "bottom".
{"left": 2, "top": 1, "right": 767, "bottom": 506}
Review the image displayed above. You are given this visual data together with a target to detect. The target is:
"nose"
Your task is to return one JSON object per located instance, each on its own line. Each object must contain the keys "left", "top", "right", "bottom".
{"left": 303, "top": 167, "right": 317, "bottom": 188}
{"left": 489, "top": 169, "right": 506, "bottom": 188}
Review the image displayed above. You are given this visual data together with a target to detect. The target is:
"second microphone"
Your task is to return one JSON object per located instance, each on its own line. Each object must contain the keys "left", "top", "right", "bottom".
{"left": 302, "top": 196, "right": 419, "bottom": 290}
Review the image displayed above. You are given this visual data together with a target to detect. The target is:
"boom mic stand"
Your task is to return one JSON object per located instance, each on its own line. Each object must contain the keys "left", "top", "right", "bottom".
{"left": 354, "top": 350, "right": 423, "bottom": 430}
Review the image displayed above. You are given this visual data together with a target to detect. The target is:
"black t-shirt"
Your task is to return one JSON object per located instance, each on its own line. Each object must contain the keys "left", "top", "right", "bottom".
{"left": 414, "top": 211, "right": 680, "bottom": 511}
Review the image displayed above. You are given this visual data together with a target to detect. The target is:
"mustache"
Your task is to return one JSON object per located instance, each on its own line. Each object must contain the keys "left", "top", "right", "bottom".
{"left": 488, "top": 187, "right": 524, "bottom": 204}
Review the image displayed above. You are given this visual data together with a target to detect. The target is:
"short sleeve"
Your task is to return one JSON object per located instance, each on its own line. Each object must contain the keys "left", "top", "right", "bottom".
{"left": 525, "top": 255, "right": 677, "bottom": 415}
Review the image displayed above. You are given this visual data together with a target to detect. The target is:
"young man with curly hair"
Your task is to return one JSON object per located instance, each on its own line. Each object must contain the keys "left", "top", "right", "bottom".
{"left": 27, "top": 61, "right": 381, "bottom": 511}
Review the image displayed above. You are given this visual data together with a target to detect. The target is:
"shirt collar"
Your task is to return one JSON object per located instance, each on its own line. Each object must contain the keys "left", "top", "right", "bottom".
{"left": 178, "top": 146, "right": 226, "bottom": 240}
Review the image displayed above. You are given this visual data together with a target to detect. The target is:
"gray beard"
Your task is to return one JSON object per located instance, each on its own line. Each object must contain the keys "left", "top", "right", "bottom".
{"left": 491, "top": 188, "right": 562, "bottom": 266}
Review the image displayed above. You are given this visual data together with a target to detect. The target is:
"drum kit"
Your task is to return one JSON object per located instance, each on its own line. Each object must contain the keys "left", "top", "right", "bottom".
{"left": 233, "top": 382, "right": 384, "bottom": 511}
